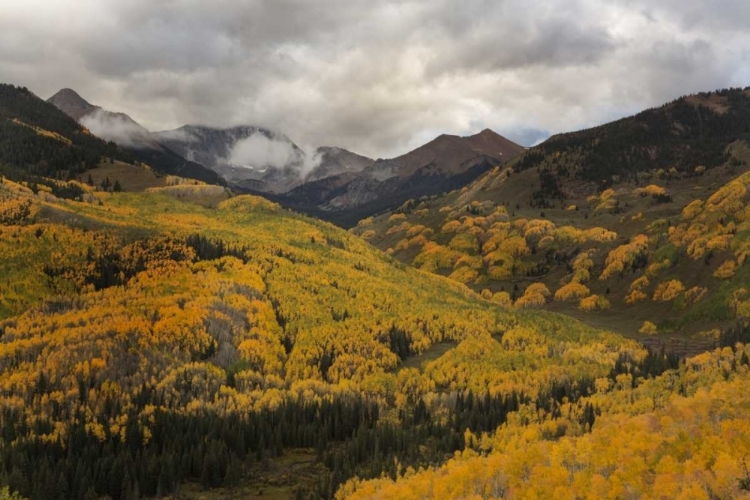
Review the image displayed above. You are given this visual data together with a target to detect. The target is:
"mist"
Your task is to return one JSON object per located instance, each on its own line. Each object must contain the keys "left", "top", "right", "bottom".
{"left": 80, "top": 109, "right": 150, "bottom": 148}
{"left": 227, "top": 133, "right": 322, "bottom": 176}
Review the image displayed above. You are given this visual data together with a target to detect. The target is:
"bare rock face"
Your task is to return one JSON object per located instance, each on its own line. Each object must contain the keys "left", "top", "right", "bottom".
{"left": 153, "top": 125, "right": 305, "bottom": 193}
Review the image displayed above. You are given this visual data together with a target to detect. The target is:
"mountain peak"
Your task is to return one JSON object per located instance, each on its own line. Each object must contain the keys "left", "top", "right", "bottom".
{"left": 475, "top": 128, "right": 499, "bottom": 137}
{"left": 47, "top": 88, "right": 97, "bottom": 121}
{"left": 50, "top": 87, "right": 86, "bottom": 101}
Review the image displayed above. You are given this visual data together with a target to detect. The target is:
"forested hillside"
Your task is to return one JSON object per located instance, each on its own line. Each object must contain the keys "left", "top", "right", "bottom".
{"left": 0, "top": 177, "right": 657, "bottom": 499}
{"left": 354, "top": 89, "right": 750, "bottom": 349}
{"left": 517, "top": 88, "right": 750, "bottom": 185}
{"left": 343, "top": 340, "right": 750, "bottom": 499}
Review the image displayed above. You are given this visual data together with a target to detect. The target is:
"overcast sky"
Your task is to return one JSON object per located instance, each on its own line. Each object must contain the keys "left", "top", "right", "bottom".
{"left": 1, "top": 0, "right": 748, "bottom": 158}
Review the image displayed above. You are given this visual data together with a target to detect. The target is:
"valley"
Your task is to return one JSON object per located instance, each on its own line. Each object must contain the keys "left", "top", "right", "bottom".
{"left": 0, "top": 82, "right": 749, "bottom": 499}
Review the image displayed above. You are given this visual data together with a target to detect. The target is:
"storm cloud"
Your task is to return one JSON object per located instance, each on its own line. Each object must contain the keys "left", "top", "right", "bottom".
{"left": 1, "top": 0, "right": 748, "bottom": 158}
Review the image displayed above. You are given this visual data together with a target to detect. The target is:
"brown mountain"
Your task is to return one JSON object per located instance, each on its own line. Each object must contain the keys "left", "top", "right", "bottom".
{"left": 266, "top": 129, "right": 524, "bottom": 227}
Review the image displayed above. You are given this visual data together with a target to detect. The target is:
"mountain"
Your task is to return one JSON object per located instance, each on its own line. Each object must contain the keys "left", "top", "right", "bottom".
{"left": 153, "top": 125, "right": 304, "bottom": 193}
{"left": 47, "top": 87, "right": 521, "bottom": 221}
{"left": 271, "top": 128, "right": 525, "bottom": 227}
{"left": 47, "top": 89, "right": 225, "bottom": 185}
{"left": 0, "top": 84, "right": 137, "bottom": 195}
{"left": 48, "top": 88, "right": 152, "bottom": 145}
{"left": 352, "top": 87, "right": 750, "bottom": 349}
{"left": 46, "top": 87, "right": 99, "bottom": 121}
{"left": 305, "top": 146, "right": 375, "bottom": 182}
{"left": 0, "top": 158, "right": 650, "bottom": 499}
{"left": 154, "top": 126, "right": 376, "bottom": 194}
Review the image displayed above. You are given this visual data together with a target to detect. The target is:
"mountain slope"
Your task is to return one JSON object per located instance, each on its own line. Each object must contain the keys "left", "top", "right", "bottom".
{"left": 305, "top": 146, "right": 375, "bottom": 183}
{"left": 48, "top": 88, "right": 153, "bottom": 145}
{"left": 0, "top": 84, "right": 137, "bottom": 196}
{"left": 154, "top": 126, "right": 375, "bottom": 194}
{"left": 352, "top": 88, "right": 750, "bottom": 348}
{"left": 47, "top": 88, "right": 225, "bottom": 185}
{"left": 344, "top": 342, "right": 750, "bottom": 499}
{"left": 45, "top": 87, "right": 521, "bottom": 223}
{"left": 272, "top": 128, "right": 525, "bottom": 227}
{"left": 154, "top": 124, "right": 306, "bottom": 192}
{"left": 46, "top": 88, "right": 99, "bottom": 121}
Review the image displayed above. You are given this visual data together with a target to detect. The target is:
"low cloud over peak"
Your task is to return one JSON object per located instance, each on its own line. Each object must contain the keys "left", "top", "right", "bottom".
{"left": 2, "top": 0, "right": 748, "bottom": 159}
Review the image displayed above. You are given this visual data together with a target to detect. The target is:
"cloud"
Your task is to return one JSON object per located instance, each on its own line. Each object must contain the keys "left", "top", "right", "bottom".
{"left": 79, "top": 109, "right": 150, "bottom": 148}
{"left": 0, "top": 0, "right": 748, "bottom": 159}
{"left": 226, "top": 133, "right": 324, "bottom": 177}
{"left": 227, "top": 134, "right": 299, "bottom": 169}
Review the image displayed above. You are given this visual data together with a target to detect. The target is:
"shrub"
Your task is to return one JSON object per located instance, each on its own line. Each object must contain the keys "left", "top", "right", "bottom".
{"left": 713, "top": 260, "right": 737, "bottom": 279}
{"left": 639, "top": 321, "right": 658, "bottom": 335}
{"left": 579, "top": 294, "right": 610, "bottom": 311}
{"left": 653, "top": 279, "right": 685, "bottom": 302}
{"left": 554, "top": 283, "right": 591, "bottom": 302}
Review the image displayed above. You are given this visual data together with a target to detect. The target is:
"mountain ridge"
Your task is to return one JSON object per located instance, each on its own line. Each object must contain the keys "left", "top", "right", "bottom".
{"left": 45, "top": 87, "right": 527, "bottom": 224}
{"left": 265, "top": 128, "right": 524, "bottom": 226}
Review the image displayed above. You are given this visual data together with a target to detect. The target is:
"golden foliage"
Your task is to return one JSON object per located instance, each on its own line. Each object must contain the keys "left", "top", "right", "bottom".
{"left": 217, "top": 194, "right": 279, "bottom": 213}
{"left": 630, "top": 276, "right": 650, "bottom": 291}
{"left": 448, "top": 266, "right": 479, "bottom": 284}
{"left": 639, "top": 321, "right": 658, "bottom": 335}
{"left": 0, "top": 197, "right": 33, "bottom": 225}
{"left": 344, "top": 343, "right": 750, "bottom": 500}
{"left": 515, "top": 283, "right": 550, "bottom": 309}
{"left": 385, "top": 221, "right": 411, "bottom": 235}
{"left": 714, "top": 259, "right": 737, "bottom": 279}
{"left": 625, "top": 289, "right": 647, "bottom": 304}
{"left": 633, "top": 184, "right": 667, "bottom": 197}
{"left": 645, "top": 258, "right": 671, "bottom": 278}
{"left": 600, "top": 235, "right": 649, "bottom": 280}
{"left": 448, "top": 232, "right": 479, "bottom": 254}
{"left": 578, "top": 294, "right": 610, "bottom": 311}
{"left": 441, "top": 220, "right": 462, "bottom": 233}
{"left": 653, "top": 279, "right": 685, "bottom": 302}
{"left": 491, "top": 291, "right": 512, "bottom": 307}
{"left": 554, "top": 283, "right": 591, "bottom": 302}
{"left": 685, "top": 286, "right": 708, "bottom": 305}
